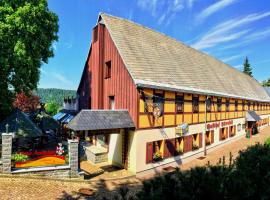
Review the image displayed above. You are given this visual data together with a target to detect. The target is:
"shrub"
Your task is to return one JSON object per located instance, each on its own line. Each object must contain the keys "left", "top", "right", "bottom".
{"left": 153, "top": 152, "right": 162, "bottom": 162}
{"left": 231, "top": 144, "right": 270, "bottom": 199}
{"left": 109, "top": 144, "right": 270, "bottom": 200}
{"left": 137, "top": 166, "right": 234, "bottom": 200}
{"left": 264, "top": 137, "right": 270, "bottom": 147}
{"left": 11, "top": 153, "right": 29, "bottom": 162}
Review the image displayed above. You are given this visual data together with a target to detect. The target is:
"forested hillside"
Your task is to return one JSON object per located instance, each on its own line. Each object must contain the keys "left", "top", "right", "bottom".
{"left": 35, "top": 88, "right": 76, "bottom": 106}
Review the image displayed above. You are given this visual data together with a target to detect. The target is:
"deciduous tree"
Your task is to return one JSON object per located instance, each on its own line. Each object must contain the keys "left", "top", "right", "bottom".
{"left": 262, "top": 78, "right": 270, "bottom": 87}
{"left": 45, "top": 102, "right": 61, "bottom": 116}
{"left": 13, "top": 92, "right": 40, "bottom": 113}
{"left": 0, "top": 0, "right": 58, "bottom": 119}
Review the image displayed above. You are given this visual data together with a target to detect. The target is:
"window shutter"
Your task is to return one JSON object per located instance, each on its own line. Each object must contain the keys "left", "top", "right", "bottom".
{"left": 199, "top": 133, "right": 202, "bottom": 148}
{"left": 229, "top": 126, "right": 232, "bottom": 137}
{"left": 164, "top": 140, "right": 169, "bottom": 158}
{"left": 211, "top": 130, "right": 214, "bottom": 144}
{"left": 234, "top": 125, "right": 236, "bottom": 135}
{"left": 170, "top": 139, "right": 176, "bottom": 157}
{"left": 146, "top": 142, "right": 153, "bottom": 164}
{"left": 183, "top": 136, "right": 189, "bottom": 153}
{"left": 219, "top": 129, "right": 222, "bottom": 141}
{"left": 189, "top": 135, "right": 193, "bottom": 151}
{"left": 164, "top": 139, "right": 176, "bottom": 158}
{"left": 226, "top": 128, "right": 229, "bottom": 138}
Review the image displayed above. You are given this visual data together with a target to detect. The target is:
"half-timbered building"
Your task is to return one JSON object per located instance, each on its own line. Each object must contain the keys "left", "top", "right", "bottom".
{"left": 68, "top": 13, "right": 270, "bottom": 176}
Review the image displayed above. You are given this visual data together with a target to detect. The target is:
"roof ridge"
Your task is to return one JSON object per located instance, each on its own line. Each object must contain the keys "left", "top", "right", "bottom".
{"left": 99, "top": 13, "right": 251, "bottom": 79}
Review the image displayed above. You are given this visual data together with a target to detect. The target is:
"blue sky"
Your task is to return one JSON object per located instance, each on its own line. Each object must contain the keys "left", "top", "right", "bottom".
{"left": 39, "top": 0, "right": 270, "bottom": 90}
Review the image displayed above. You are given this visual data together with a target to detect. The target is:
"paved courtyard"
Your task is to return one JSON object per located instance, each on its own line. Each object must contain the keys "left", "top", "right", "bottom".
{"left": 0, "top": 126, "right": 269, "bottom": 199}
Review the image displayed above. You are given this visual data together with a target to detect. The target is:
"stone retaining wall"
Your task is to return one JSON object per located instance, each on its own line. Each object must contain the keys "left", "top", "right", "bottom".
{"left": 0, "top": 133, "right": 79, "bottom": 179}
{"left": 11, "top": 169, "right": 72, "bottom": 179}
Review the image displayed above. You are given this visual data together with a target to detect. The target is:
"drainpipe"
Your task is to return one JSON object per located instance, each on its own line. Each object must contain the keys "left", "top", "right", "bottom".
{"left": 204, "top": 96, "right": 210, "bottom": 156}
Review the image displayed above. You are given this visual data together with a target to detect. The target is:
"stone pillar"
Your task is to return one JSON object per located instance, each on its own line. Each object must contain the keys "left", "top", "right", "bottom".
{"left": 1, "top": 133, "right": 13, "bottom": 173}
{"left": 68, "top": 139, "right": 79, "bottom": 177}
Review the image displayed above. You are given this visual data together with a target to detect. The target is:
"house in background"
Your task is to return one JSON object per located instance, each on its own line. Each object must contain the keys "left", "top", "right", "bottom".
{"left": 68, "top": 13, "right": 270, "bottom": 176}
{"left": 53, "top": 97, "right": 77, "bottom": 125}
{"left": 0, "top": 109, "right": 43, "bottom": 151}
{"left": 265, "top": 87, "right": 270, "bottom": 97}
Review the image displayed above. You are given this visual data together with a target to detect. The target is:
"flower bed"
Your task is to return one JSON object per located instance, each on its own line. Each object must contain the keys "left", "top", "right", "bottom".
{"left": 18, "top": 150, "right": 56, "bottom": 156}
{"left": 12, "top": 144, "right": 69, "bottom": 169}
{"left": 15, "top": 155, "right": 66, "bottom": 168}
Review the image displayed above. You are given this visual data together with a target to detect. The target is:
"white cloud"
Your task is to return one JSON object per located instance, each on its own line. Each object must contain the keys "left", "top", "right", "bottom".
{"left": 52, "top": 73, "right": 72, "bottom": 85}
{"left": 136, "top": 0, "right": 158, "bottom": 16}
{"left": 40, "top": 68, "right": 72, "bottom": 85}
{"left": 40, "top": 68, "right": 49, "bottom": 76}
{"left": 245, "top": 27, "right": 270, "bottom": 41}
{"left": 221, "top": 54, "right": 243, "bottom": 63}
{"left": 64, "top": 42, "right": 73, "bottom": 49}
{"left": 191, "top": 12, "right": 270, "bottom": 50}
{"left": 192, "top": 29, "right": 250, "bottom": 49}
{"left": 218, "top": 27, "right": 270, "bottom": 50}
{"left": 187, "top": 0, "right": 196, "bottom": 8}
{"left": 136, "top": 0, "right": 187, "bottom": 25}
{"left": 52, "top": 43, "right": 57, "bottom": 51}
{"left": 196, "top": 0, "right": 237, "bottom": 23}
{"left": 128, "top": 10, "right": 134, "bottom": 20}
{"left": 233, "top": 64, "right": 243, "bottom": 69}
{"left": 158, "top": 14, "right": 166, "bottom": 25}
{"left": 255, "top": 59, "right": 270, "bottom": 65}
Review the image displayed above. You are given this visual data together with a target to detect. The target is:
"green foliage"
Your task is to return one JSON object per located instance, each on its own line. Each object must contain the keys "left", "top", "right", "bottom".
{"left": 45, "top": 102, "right": 61, "bottom": 116}
{"left": 153, "top": 151, "right": 162, "bottom": 162}
{"left": 65, "top": 154, "right": 69, "bottom": 164}
{"left": 265, "top": 138, "right": 270, "bottom": 147}
{"left": 0, "top": 0, "right": 58, "bottom": 120}
{"left": 262, "top": 78, "right": 270, "bottom": 87}
{"left": 11, "top": 153, "right": 29, "bottom": 162}
{"left": 176, "top": 146, "right": 183, "bottom": 154}
{"left": 136, "top": 166, "right": 234, "bottom": 200}
{"left": 192, "top": 144, "right": 199, "bottom": 151}
{"left": 231, "top": 144, "right": 270, "bottom": 199}
{"left": 101, "top": 186, "right": 137, "bottom": 200}
{"left": 35, "top": 88, "right": 76, "bottom": 106}
{"left": 109, "top": 144, "right": 270, "bottom": 200}
{"left": 243, "top": 57, "right": 253, "bottom": 77}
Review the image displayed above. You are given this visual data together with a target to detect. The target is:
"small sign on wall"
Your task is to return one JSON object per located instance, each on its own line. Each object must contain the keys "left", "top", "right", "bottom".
{"left": 237, "top": 124, "right": 242, "bottom": 132}
{"left": 207, "top": 120, "right": 233, "bottom": 130}
{"left": 176, "top": 123, "right": 189, "bottom": 136}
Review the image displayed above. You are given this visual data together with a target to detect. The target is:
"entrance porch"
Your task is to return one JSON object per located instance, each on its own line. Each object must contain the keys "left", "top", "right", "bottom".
{"left": 67, "top": 110, "right": 135, "bottom": 174}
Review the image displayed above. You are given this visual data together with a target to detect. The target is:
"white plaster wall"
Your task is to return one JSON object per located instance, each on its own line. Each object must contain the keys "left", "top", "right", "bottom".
{"left": 127, "top": 130, "right": 137, "bottom": 173}
{"left": 133, "top": 118, "right": 249, "bottom": 174}
{"left": 108, "top": 132, "right": 122, "bottom": 167}
{"left": 258, "top": 114, "right": 270, "bottom": 130}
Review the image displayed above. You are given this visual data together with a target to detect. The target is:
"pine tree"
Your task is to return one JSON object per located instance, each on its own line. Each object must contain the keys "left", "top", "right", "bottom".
{"left": 243, "top": 57, "right": 253, "bottom": 77}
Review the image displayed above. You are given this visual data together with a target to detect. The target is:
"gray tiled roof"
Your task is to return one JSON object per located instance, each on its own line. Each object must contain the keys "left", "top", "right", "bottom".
{"left": 67, "top": 110, "right": 135, "bottom": 131}
{"left": 99, "top": 13, "right": 270, "bottom": 102}
{"left": 0, "top": 109, "right": 42, "bottom": 137}
{"left": 246, "top": 110, "right": 261, "bottom": 122}
{"left": 264, "top": 87, "right": 270, "bottom": 97}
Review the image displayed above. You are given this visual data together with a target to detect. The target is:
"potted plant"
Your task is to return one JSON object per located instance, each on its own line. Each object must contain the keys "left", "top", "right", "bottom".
{"left": 11, "top": 153, "right": 30, "bottom": 168}
{"left": 176, "top": 146, "right": 183, "bottom": 155}
{"left": 192, "top": 144, "right": 199, "bottom": 151}
{"left": 222, "top": 134, "right": 226, "bottom": 140}
{"left": 153, "top": 151, "right": 162, "bottom": 162}
{"left": 11, "top": 153, "right": 30, "bottom": 162}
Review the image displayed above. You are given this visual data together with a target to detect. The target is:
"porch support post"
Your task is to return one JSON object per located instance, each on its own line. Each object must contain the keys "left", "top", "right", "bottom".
{"left": 68, "top": 139, "right": 79, "bottom": 177}
{"left": 1, "top": 133, "right": 13, "bottom": 173}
